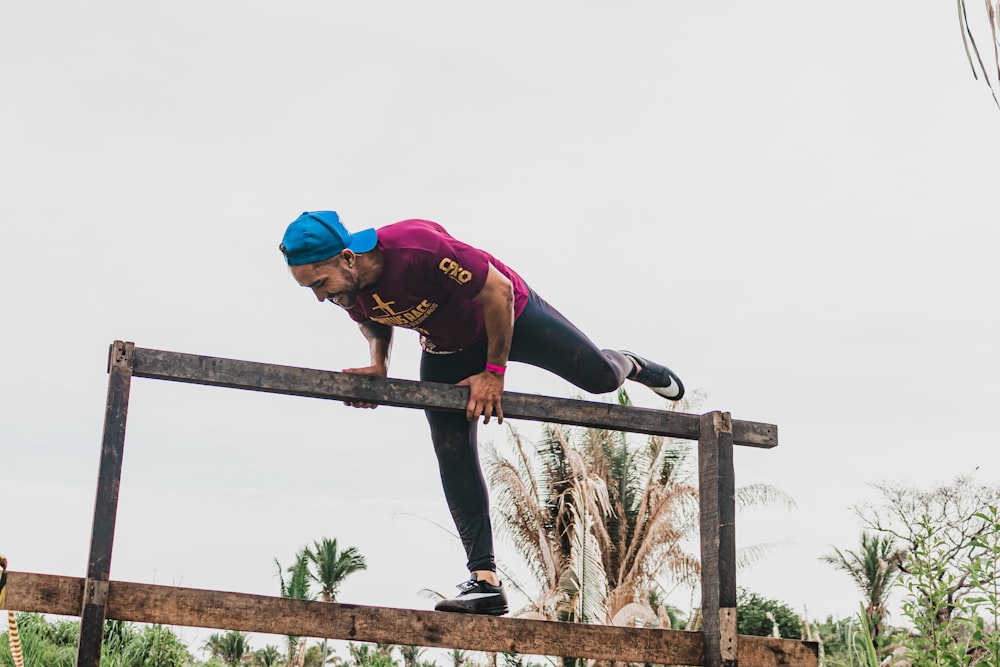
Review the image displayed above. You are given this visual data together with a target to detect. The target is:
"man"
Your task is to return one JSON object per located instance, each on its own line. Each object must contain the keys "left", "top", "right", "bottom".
{"left": 280, "top": 211, "right": 684, "bottom": 616}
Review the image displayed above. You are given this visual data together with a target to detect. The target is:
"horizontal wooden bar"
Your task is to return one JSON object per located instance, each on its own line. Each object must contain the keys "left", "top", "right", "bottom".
{"left": 4, "top": 573, "right": 816, "bottom": 667}
{"left": 127, "top": 345, "right": 776, "bottom": 448}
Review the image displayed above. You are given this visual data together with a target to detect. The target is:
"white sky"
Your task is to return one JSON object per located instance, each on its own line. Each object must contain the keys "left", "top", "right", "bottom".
{"left": 3, "top": 0, "right": 999, "bottom": 659}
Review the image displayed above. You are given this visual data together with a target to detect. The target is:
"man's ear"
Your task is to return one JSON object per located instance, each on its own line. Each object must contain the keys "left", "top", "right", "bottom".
{"left": 341, "top": 249, "right": 356, "bottom": 268}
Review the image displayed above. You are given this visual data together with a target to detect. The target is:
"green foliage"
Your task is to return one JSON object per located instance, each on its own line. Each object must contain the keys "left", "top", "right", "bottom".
{"left": 398, "top": 645, "right": 426, "bottom": 667}
{"left": 898, "top": 507, "right": 1000, "bottom": 666}
{"left": 810, "top": 615, "right": 857, "bottom": 666}
{"left": 349, "top": 642, "right": 399, "bottom": 667}
{"left": 822, "top": 531, "right": 901, "bottom": 652}
{"left": 0, "top": 613, "right": 76, "bottom": 667}
{"left": 276, "top": 548, "right": 317, "bottom": 664}
{"left": 853, "top": 604, "right": 880, "bottom": 667}
{"left": 735, "top": 589, "right": 801, "bottom": 639}
{"left": 500, "top": 655, "right": 547, "bottom": 667}
{"left": 248, "top": 644, "right": 284, "bottom": 667}
{"left": 303, "top": 641, "right": 335, "bottom": 667}
{"left": 203, "top": 630, "right": 249, "bottom": 666}
{"left": 118, "top": 624, "right": 192, "bottom": 667}
{"left": 305, "top": 537, "right": 368, "bottom": 603}
{"left": 0, "top": 615, "right": 191, "bottom": 667}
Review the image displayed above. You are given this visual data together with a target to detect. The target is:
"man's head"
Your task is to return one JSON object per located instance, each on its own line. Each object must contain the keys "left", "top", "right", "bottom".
{"left": 279, "top": 211, "right": 378, "bottom": 266}
{"left": 280, "top": 211, "right": 379, "bottom": 310}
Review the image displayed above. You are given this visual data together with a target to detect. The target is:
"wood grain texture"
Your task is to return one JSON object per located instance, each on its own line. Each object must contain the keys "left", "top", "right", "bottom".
{"left": 3, "top": 573, "right": 816, "bottom": 666}
{"left": 699, "top": 412, "right": 739, "bottom": 667}
{"left": 127, "top": 344, "right": 777, "bottom": 448}
{"left": 79, "top": 342, "right": 135, "bottom": 667}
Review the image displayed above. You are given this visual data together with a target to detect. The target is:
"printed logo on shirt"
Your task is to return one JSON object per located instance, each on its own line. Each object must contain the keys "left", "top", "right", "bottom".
{"left": 439, "top": 258, "right": 473, "bottom": 284}
{"left": 368, "top": 293, "right": 439, "bottom": 329}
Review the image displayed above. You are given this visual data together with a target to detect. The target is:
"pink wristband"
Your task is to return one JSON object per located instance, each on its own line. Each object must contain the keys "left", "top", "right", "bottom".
{"left": 485, "top": 363, "right": 506, "bottom": 375}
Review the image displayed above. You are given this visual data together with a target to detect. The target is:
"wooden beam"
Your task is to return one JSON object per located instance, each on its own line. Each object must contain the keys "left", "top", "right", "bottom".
{"left": 126, "top": 344, "right": 777, "bottom": 448}
{"left": 699, "top": 412, "right": 739, "bottom": 667}
{"left": 78, "top": 341, "right": 135, "bottom": 667}
{"left": 3, "top": 573, "right": 818, "bottom": 667}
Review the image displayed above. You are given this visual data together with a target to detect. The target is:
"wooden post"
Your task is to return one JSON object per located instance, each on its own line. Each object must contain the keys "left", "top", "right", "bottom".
{"left": 699, "top": 411, "right": 738, "bottom": 667}
{"left": 77, "top": 341, "right": 135, "bottom": 667}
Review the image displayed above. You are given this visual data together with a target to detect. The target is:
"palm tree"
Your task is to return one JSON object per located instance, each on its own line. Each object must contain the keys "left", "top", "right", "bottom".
{"left": 349, "top": 643, "right": 398, "bottom": 667}
{"left": 277, "top": 549, "right": 316, "bottom": 667}
{"left": 399, "top": 645, "right": 426, "bottom": 667}
{"left": 485, "top": 389, "right": 701, "bottom": 624}
{"left": 305, "top": 537, "right": 368, "bottom": 667}
{"left": 203, "top": 630, "right": 250, "bottom": 666}
{"left": 822, "top": 532, "right": 901, "bottom": 651}
{"left": 485, "top": 418, "right": 610, "bottom": 623}
{"left": 251, "top": 645, "right": 285, "bottom": 667}
{"left": 485, "top": 388, "right": 793, "bottom": 627}
{"left": 447, "top": 648, "right": 469, "bottom": 667}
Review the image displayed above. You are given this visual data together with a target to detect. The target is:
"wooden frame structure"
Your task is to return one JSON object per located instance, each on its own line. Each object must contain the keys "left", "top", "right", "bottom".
{"left": 2, "top": 341, "right": 818, "bottom": 667}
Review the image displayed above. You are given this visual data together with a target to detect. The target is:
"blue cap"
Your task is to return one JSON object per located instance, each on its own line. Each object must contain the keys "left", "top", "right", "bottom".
{"left": 280, "top": 211, "right": 378, "bottom": 266}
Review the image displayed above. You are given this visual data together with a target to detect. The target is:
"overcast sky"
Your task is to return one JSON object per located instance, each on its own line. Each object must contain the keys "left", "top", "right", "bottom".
{"left": 3, "top": 0, "right": 999, "bottom": 659}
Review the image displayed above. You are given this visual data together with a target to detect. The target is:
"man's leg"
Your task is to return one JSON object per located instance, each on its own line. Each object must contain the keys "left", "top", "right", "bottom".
{"left": 508, "top": 289, "right": 632, "bottom": 393}
{"left": 423, "top": 409, "right": 495, "bottom": 573}
{"left": 420, "top": 348, "right": 509, "bottom": 615}
{"left": 509, "top": 289, "right": 684, "bottom": 400}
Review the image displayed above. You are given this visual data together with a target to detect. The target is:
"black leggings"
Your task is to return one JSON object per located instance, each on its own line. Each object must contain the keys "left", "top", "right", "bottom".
{"left": 419, "top": 289, "right": 633, "bottom": 572}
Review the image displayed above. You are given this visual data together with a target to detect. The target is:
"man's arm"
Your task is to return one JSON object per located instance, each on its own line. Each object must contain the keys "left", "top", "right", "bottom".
{"left": 359, "top": 320, "right": 393, "bottom": 373}
{"left": 458, "top": 263, "right": 514, "bottom": 424}
{"left": 342, "top": 320, "right": 393, "bottom": 409}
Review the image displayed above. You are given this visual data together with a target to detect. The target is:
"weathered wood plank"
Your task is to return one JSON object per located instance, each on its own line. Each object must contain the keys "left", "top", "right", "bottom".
{"left": 2, "top": 572, "right": 84, "bottom": 616}
{"left": 738, "top": 637, "right": 819, "bottom": 667}
{"left": 127, "top": 344, "right": 777, "bottom": 448}
{"left": 4, "top": 573, "right": 816, "bottom": 666}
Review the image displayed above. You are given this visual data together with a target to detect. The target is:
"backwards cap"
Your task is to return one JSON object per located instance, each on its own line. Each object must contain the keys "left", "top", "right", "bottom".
{"left": 280, "top": 211, "right": 378, "bottom": 266}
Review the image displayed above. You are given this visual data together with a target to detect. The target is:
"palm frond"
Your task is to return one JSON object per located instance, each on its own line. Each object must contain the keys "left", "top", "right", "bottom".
{"left": 555, "top": 500, "right": 608, "bottom": 623}
{"left": 485, "top": 450, "right": 559, "bottom": 586}
{"left": 735, "top": 483, "right": 798, "bottom": 511}
{"left": 735, "top": 540, "right": 792, "bottom": 573}
{"left": 957, "top": 0, "right": 1000, "bottom": 109}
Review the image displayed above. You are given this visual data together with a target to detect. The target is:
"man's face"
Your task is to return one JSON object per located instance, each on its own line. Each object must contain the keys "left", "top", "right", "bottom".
{"left": 289, "top": 254, "right": 361, "bottom": 310}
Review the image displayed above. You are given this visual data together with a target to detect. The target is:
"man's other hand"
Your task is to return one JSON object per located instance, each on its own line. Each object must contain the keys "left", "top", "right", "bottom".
{"left": 341, "top": 365, "right": 387, "bottom": 409}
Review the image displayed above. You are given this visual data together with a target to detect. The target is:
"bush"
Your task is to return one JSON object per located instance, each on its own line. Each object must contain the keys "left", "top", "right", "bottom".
{"left": 736, "top": 589, "right": 802, "bottom": 639}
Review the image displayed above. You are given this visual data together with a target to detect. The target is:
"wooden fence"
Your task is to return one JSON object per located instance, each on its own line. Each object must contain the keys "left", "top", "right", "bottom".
{"left": 1, "top": 341, "right": 818, "bottom": 667}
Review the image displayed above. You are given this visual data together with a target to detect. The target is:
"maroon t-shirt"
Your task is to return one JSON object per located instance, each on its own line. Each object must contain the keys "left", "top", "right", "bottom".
{"left": 347, "top": 219, "right": 529, "bottom": 352}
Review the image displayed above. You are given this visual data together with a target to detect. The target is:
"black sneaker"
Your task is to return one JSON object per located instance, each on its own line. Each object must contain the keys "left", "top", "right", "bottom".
{"left": 434, "top": 574, "right": 509, "bottom": 615}
{"left": 620, "top": 350, "right": 685, "bottom": 400}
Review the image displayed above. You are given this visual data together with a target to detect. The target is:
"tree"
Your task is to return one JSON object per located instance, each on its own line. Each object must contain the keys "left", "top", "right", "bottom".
{"left": 484, "top": 388, "right": 794, "bottom": 626}
{"left": 277, "top": 548, "right": 316, "bottom": 667}
{"left": 735, "top": 589, "right": 801, "bottom": 639}
{"left": 349, "top": 643, "right": 398, "bottom": 667}
{"left": 399, "top": 645, "right": 426, "bottom": 667}
{"left": 858, "top": 475, "right": 1000, "bottom": 628}
{"left": 821, "top": 531, "right": 901, "bottom": 651}
{"left": 251, "top": 645, "right": 286, "bottom": 667}
{"left": 120, "top": 624, "right": 192, "bottom": 667}
{"left": 957, "top": 0, "right": 1000, "bottom": 108}
{"left": 204, "top": 630, "right": 250, "bottom": 666}
{"left": 895, "top": 507, "right": 1000, "bottom": 666}
{"left": 447, "top": 648, "right": 469, "bottom": 667}
{"left": 305, "top": 537, "right": 367, "bottom": 667}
